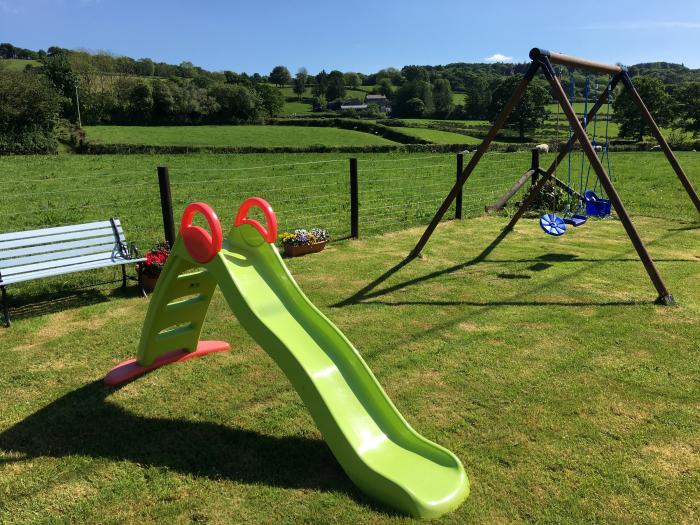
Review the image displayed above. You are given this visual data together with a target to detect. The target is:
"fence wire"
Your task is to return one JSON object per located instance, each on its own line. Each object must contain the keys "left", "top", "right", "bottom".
{"left": 3, "top": 151, "right": 694, "bottom": 254}
{"left": 0, "top": 154, "right": 534, "bottom": 249}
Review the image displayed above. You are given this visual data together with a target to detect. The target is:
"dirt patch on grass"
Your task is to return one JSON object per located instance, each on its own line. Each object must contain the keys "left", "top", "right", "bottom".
{"left": 458, "top": 321, "right": 500, "bottom": 333}
{"left": 644, "top": 439, "right": 700, "bottom": 477}
{"left": 583, "top": 398, "right": 656, "bottom": 434}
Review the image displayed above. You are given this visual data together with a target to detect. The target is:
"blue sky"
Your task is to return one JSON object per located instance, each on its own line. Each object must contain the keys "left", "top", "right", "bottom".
{"left": 2, "top": 0, "right": 700, "bottom": 73}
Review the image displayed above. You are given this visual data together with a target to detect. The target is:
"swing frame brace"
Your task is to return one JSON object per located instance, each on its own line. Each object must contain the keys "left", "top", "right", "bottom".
{"left": 412, "top": 48, "right": 700, "bottom": 305}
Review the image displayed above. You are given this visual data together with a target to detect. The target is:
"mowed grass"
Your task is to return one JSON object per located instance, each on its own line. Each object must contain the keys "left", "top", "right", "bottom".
{"left": 398, "top": 126, "right": 482, "bottom": 144}
{"left": 83, "top": 125, "right": 397, "bottom": 148}
{"left": 0, "top": 200, "right": 698, "bottom": 523}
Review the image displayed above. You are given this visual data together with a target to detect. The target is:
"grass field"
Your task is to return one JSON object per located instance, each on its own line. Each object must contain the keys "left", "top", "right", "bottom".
{"left": 0, "top": 151, "right": 698, "bottom": 523}
{"left": 0, "top": 58, "right": 39, "bottom": 71}
{"left": 397, "top": 126, "right": 483, "bottom": 144}
{"left": 0, "top": 207, "right": 698, "bottom": 524}
{"left": 83, "top": 125, "right": 397, "bottom": 148}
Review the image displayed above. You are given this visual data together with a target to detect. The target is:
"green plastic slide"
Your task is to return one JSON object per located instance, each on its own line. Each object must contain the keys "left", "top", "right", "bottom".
{"left": 108, "top": 199, "right": 468, "bottom": 518}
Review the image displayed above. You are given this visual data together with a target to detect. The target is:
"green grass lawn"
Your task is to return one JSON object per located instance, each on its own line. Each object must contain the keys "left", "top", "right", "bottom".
{"left": 0, "top": 58, "right": 39, "bottom": 71}
{"left": 83, "top": 125, "right": 397, "bottom": 148}
{"left": 398, "top": 126, "right": 482, "bottom": 144}
{"left": 452, "top": 92, "right": 468, "bottom": 105}
{"left": 1, "top": 209, "right": 698, "bottom": 523}
{"left": 0, "top": 151, "right": 697, "bottom": 247}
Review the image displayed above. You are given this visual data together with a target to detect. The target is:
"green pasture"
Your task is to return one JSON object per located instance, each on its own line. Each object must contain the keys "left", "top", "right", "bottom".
{"left": 0, "top": 150, "right": 699, "bottom": 524}
{"left": 0, "top": 58, "right": 39, "bottom": 71}
{"left": 83, "top": 125, "right": 397, "bottom": 148}
{"left": 397, "top": 127, "right": 481, "bottom": 144}
{"left": 0, "top": 150, "right": 697, "bottom": 291}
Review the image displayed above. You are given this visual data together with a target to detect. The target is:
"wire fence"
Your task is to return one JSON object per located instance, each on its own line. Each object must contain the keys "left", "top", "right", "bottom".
{"left": 2, "top": 151, "right": 696, "bottom": 254}
{"left": 0, "top": 153, "right": 544, "bottom": 250}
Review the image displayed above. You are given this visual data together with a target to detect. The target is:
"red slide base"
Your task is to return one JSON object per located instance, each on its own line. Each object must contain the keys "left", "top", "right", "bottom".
{"left": 104, "top": 340, "right": 231, "bottom": 387}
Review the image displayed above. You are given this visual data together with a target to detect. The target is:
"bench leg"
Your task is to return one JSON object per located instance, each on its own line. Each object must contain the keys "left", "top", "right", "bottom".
{"left": 1, "top": 286, "right": 10, "bottom": 328}
{"left": 121, "top": 264, "right": 127, "bottom": 289}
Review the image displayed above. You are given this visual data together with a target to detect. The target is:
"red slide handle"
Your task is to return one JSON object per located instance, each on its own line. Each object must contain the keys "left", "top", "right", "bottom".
{"left": 180, "top": 202, "right": 223, "bottom": 263}
{"left": 234, "top": 197, "right": 278, "bottom": 243}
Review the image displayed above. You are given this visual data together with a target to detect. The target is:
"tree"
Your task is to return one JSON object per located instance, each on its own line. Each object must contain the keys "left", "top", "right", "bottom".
{"left": 325, "top": 70, "right": 346, "bottom": 101}
{"left": 405, "top": 97, "right": 426, "bottom": 117}
{"left": 463, "top": 72, "right": 491, "bottom": 118}
{"left": 344, "top": 72, "right": 360, "bottom": 89}
{"left": 255, "top": 83, "right": 284, "bottom": 117}
{"left": 312, "top": 95, "right": 327, "bottom": 112}
{"left": 432, "top": 78, "right": 454, "bottom": 116}
{"left": 613, "top": 76, "right": 672, "bottom": 141}
{"left": 209, "top": 83, "right": 259, "bottom": 123}
{"left": 135, "top": 58, "right": 155, "bottom": 76}
{"left": 401, "top": 65, "right": 428, "bottom": 83}
{"left": 677, "top": 82, "right": 700, "bottom": 132}
{"left": 293, "top": 67, "right": 308, "bottom": 100}
{"left": 0, "top": 70, "right": 62, "bottom": 153}
{"left": 313, "top": 70, "right": 328, "bottom": 97}
{"left": 376, "top": 78, "right": 393, "bottom": 97}
{"left": 152, "top": 81, "right": 176, "bottom": 121}
{"left": 269, "top": 65, "right": 291, "bottom": 87}
{"left": 488, "top": 75, "right": 549, "bottom": 139}
{"left": 391, "top": 80, "right": 433, "bottom": 117}
{"left": 40, "top": 52, "right": 79, "bottom": 121}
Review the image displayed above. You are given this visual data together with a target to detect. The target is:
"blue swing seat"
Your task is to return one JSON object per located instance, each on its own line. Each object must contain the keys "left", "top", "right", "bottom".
{"left": 584, "top": 191, "right": 611, "bottom": 218}
{"left": 539, "top": 213, "right": 567, "bottom": 236}
{"left": 564, "top": 214, "right": 588, "bottom": 227}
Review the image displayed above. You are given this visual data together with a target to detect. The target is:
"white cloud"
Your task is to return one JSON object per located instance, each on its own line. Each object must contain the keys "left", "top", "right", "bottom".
{"left": 484, "top": 53, "right": 513, "bottom": 63}
{"left": 582, "top": 21, "right": 700, "bottom": 30}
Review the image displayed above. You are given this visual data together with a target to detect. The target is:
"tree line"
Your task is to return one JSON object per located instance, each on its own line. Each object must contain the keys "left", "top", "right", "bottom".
{"left": 1, "top": 42, "right": 699, "bottom": 153}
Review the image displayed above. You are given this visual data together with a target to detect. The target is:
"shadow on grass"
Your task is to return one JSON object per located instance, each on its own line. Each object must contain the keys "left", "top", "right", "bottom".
{"left": 334, "top": 227, "right": 512, "bottom": 307}
{"left": 4, "top": 279, "right": 142, "bottom": 324}
{"left": 0, "top": 381, "right": 364, "bottom": 500}
{"left": 360, "top": 299, "right": 645, "bottom": 307}
{"left": 334, "top": 221, "right": 698, "bottom": 308}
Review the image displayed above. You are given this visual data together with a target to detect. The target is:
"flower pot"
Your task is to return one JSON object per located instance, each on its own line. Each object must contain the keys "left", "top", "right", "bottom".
{"left": 140, "top": 270, "right": 161, "bottom": 292}
{"left": 283, "top": 241, "right": 327, "bottom": 257}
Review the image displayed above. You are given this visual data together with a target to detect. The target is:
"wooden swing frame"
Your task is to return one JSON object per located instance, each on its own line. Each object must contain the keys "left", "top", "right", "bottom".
{"left": 411, "top": 48, "right": 700, "bottom": 305}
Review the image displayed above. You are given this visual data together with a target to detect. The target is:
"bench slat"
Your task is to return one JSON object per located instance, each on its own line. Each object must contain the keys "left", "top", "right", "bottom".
{"left": 0, "top": 235, "right": 122, "bottom": 260}
{"left": 0, "top": 243, "right": 121, "bottom": 270}
{"left": 1, "top": 256, "right": 146, "bottom": 286}
{"left": 0, "top": 226, "right": 124, "bottom": 250}
{"left": 0, "top": 219, "right": 122, "bottom": 242}
{"left": 3, "top": 251, "right": 134, "bottom": 278}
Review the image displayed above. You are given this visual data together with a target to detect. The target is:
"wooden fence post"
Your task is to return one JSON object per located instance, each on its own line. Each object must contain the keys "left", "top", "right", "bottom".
{"left": 530, "top": 147, "right": 540, "bottom": 185}
{"left": 157, "top": 166, "right": 176, "bottom": 247}
{"left": 350, "top": 158, "right": 359, "bottom": 238}
{"left": 455, "top": 152, "right": 464, "bottom": 219}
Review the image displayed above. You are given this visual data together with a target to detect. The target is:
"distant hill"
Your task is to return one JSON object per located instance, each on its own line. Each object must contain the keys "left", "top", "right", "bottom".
{"left": 626, "top": 62, "right": 700, "bottom": 84}
{"left": 3, "top": 42, "right": 699, "bottom": 89}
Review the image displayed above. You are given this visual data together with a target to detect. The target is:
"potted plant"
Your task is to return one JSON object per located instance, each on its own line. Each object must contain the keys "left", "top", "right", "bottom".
{"left": 138, "top": 242, "right": 170, "bottom": 291}
{"left": 280, "top": 228, "right": 329, "bottom": 257}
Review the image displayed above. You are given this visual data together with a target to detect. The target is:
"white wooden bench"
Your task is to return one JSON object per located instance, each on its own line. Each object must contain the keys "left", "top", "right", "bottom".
{"left": 0, "top": 218, "right": 146, "bottom": 327}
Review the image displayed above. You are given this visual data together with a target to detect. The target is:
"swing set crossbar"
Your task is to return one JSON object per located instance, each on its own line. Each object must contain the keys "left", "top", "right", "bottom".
{"left": 411, "top": 47, "right": 700, "bottom": 305}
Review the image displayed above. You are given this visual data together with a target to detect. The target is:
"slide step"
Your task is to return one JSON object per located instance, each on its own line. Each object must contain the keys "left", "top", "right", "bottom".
{"left": 104, "top": 340, "right": 230, "bottom": 386}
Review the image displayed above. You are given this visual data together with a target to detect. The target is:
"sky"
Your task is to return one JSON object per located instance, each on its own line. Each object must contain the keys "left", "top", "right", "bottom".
{"left": 2, "top": 0, "right": 700, "bottom": 73}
